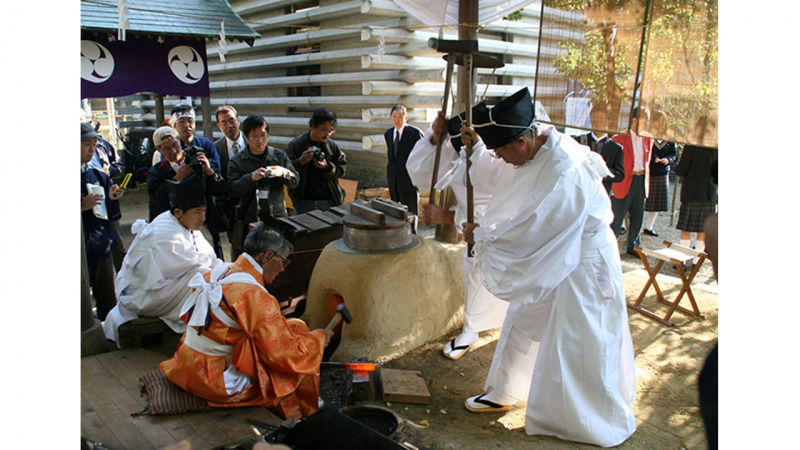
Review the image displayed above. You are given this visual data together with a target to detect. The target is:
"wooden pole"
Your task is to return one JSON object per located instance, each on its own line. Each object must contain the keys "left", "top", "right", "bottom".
{"left": 155, "top": 94, "right": 165, "bottom": 126}
{"left": 460, "top": 0, "right": 478, "bottom": 256}
{"left": 429, "top": 55, "right": 455, "bottom": 206}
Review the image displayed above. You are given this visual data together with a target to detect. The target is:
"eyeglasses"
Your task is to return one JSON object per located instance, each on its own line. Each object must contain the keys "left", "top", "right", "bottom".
{"left": 315, "top": 126, "right": 335, "bottom": 135}
{"left": 270, "top": 252, "right": 291, "bottom": 268}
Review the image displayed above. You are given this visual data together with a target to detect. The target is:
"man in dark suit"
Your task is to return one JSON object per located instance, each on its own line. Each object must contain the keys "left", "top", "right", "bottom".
{"left": 572, "top": 105, "right": 625, "bottom": 196}
{"left": 384, "top": 104, "right": 424, "bottom": 218}
{"left": 214, "top": 105, "right": 245, "bottom": 253}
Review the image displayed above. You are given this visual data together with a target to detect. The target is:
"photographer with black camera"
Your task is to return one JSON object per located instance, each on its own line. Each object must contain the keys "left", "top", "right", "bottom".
{"left": 147, "top": 126, "right": 228, "bottom": 226}
{"left": 228, "top": 115, "right": 299, "bottom": 260}
{"left": 286, "top": 108, "right": 347, "bottom": 214}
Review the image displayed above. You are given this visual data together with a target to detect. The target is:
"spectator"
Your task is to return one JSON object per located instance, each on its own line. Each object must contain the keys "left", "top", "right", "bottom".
{"left": 213, "top": 105, "right": 244, "bottom": 182}
{"left": 169, "top": 104, "right": 228, "bottom": 258}
{"left": 460, "top": 88, "right": 635, "bottom": 447}
{"left": 285, "top": 108, "right": 347, "bottom": 214}
{"left": 675, "top": 144, "right": 717, "bottom": 261}
{"left": 81, "top": 122, "right": 125, "bottom": 321}
{"left": 406, "top": 110, "right": 511, "bottom": 360}
{"left": 643, "top": 110, "right": 678, "bottom": 237}
{"left": 611, "top": 106, "right": 654, "bottom": 257}
{"left": 384, "top": 104, "right": 424, "bottom": 218}
{"left": 159, "top": 223, "right": 333, "bottom": 420}
{"left": 85, "top": 120, "right": 127, "bottom": 271}
{"left": 228, "top": 115, "right": 299, "bottom": 260}
{"left": 571, "top": 104, "right": 625, "bottom": 196}
{"left": 213, "top": 105, "right": 245, "bottom": 253}
{"left": 103, "top": 175, "right": 223, "bottom": 346}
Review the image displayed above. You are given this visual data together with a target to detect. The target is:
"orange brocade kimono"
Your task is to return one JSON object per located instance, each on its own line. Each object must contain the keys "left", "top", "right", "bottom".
{"left": 159, "top": 255, "right": 327, "bottom": 420}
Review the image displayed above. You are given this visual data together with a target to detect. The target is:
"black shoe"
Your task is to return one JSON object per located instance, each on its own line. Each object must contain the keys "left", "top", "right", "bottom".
{"left": 619, "top": 226, "right": 627, "bottom": 235}
{"left": 643, "top": 228, "right": 659, "bottom": 237}
{"left": 626, "top": 249, "right": 639, "bottom": 257}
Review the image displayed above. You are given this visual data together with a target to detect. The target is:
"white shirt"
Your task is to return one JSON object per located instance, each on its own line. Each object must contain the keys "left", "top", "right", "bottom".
{"left": 226, "top": 134, "right": 246, "bottom": 158}
{"left": 632, "top": 132, "right": 646, "bottom": 171}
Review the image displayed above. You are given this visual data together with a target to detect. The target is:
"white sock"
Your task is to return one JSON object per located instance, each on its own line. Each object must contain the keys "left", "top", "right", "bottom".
{"left": 680, "top": 239, "right": 690, "bottom": 249}
{"left": 694, "top": 239, "right": 705, "bottom": 264}
{"left": 453, "top": 331, "right": 478, "bottom": 348}
{"left": 645, "top": 212, "right": 658, "bottom": 230}
{"left": 481, "top": 390, "right": 517, "bottom": 405}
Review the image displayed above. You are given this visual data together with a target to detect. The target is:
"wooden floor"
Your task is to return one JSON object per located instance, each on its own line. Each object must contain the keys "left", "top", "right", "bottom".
{"left": 81, "top": 347, "right": 283, "bottom": 449}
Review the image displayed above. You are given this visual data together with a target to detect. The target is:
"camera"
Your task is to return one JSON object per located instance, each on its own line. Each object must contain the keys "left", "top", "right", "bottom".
{"left": 310, "top": 146, "right": 326, "bottom": 162}
{"left": 183, "top": 146, "right": 206, "bottom": 175}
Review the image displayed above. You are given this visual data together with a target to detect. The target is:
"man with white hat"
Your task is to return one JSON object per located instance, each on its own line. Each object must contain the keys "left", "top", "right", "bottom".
{"left": 460, "top": 88, "right": 636, "bottom": 447}
{"left": 147, "top": 125, "right": 227, "bottom": 222}
{"left": 103, "top": 175, "right": 223, "bottom": 346}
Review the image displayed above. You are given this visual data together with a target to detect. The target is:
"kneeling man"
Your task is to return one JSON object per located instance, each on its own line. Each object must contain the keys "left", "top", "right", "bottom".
{"left": 160, "top": 224, "right": 333, "bottom": 420}
{"left": 103, "top": 175, "right": 222, "bottom": 344}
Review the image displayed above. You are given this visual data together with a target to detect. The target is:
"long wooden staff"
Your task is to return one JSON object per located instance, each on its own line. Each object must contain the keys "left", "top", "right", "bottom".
{"left": 428, "top": 55, "right": 456, "bottom": 206}
{"left": 463, "top": 54, "right": 475, "bottom": 257}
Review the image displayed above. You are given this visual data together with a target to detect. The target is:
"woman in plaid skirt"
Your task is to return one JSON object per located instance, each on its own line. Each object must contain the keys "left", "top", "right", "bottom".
{"left": 643, "top": 111, "right": 677, "bottom": 237}
{"left": 675, "top": 144, "right": 718, "bottom": 255}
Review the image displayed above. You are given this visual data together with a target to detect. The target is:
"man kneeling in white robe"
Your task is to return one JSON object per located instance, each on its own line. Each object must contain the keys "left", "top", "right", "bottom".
{"left": 460, "top": 88, "right": 636, "bottom": 447}
{"left": 103, "top": 174, "right": 223, "bottom": 346}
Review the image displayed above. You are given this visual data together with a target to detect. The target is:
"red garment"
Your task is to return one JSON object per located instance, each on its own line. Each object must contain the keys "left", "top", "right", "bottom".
{"left": 610, "top": 134, "right": 653, "bottom": 199}
{"left": 160, "top": 255, "right": 326, "bottom": 420}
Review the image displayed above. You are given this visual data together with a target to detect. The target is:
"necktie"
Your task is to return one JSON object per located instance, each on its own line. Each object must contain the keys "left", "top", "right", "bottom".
{"left": 394, "top": 130, "right": 401, "bottom": 156}
{"left": 232, "top": 141, "right": 240, "bottom": 155}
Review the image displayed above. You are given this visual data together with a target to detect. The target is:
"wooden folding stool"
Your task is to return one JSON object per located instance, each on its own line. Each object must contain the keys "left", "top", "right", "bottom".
{"left": 630, "top": 241, "right": 708, "bottom": 326}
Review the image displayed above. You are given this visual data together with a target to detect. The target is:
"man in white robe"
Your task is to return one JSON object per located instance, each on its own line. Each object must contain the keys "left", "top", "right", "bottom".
{"left": 406, "top": 111, "right": 512, "bottom": 359}
{"left": 103, "top": 174, "right": 223, "bottom": 345}
{"left": 461, "top": 88, "right": 636, "bottom": 447}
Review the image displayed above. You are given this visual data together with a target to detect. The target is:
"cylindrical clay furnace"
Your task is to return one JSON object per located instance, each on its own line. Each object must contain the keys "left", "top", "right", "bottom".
{"left": 302, "top": 199, "right": 466, "bottom": 362}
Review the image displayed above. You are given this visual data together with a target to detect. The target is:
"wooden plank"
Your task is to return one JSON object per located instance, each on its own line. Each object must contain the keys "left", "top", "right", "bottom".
{"left": 81, "top": 358, "right": 159, "bottom": 448}
{"left": 93, "top": 349, "right": 197, "bottom": 447}
{"left": 307, "top": 209, "right": 343, "bottom": 226}
{"left": 82, "top": 349, "right": 286, "bottom": 449}
{"left": 370, "top": 198, "right": 408, "bottom": 220}
{"left": 349, "top": 201, "right": 386, "bottom": 225}
{"left": 380, "top": 368, "right": 431, "bottom": 405}
{"left": 289, "top": 213, "right": 331, "bottom": 232}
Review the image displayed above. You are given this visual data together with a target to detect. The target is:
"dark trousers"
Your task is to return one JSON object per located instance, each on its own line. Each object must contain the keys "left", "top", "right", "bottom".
{"left": 611, "top": 174, "right": 646, "bottom": 251}
{"left": 88, "top": 254, "right": 117, "bottom": 321}
{"left": 109, "top": 219, "right": 127, "bottom": 272}
{"left": 390, "top": 188, "right": 419, "bottom": 216}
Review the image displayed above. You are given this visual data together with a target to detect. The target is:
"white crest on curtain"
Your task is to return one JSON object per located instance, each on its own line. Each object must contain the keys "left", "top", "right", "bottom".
{"left": 393, "top": 0, "right": 538, "bottom": 27}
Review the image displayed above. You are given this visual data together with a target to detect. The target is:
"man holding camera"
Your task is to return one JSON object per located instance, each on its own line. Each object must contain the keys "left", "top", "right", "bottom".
{"left": 285, "top": 108, "right": 347, "bottom": 214}
{"left": 228, "top": 115, "right": 299, "bottom": 260}
{"left": 147, "top": 126, "right": 227, "bottom": 221}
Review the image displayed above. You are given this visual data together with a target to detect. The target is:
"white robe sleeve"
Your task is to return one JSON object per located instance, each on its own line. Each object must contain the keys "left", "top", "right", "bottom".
{"left": 406, "top": 127, "right": 459, "bottom": 191}
{"left": 475, "top": 171, "right": 589, "bottom": 304}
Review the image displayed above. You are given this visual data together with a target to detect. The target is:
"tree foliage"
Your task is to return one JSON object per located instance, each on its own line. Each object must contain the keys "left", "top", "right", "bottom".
{"left": 545, "top": 0, "right": 718, "bottom": 144}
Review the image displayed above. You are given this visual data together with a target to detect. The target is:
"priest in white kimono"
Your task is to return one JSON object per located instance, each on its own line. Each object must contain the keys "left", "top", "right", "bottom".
{"left": 406, "top": 111, "right": 512, "bottom": 360}
{"left": 103, "top": 175, "right": 223, "bottom": 345}
{"left": 460, "top": 88, "right": 636, "bottom": 447}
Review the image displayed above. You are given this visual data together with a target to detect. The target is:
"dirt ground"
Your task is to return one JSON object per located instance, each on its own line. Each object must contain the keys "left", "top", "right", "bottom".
{"left": 114, "top": 185, "right": 718, "bottom": 449}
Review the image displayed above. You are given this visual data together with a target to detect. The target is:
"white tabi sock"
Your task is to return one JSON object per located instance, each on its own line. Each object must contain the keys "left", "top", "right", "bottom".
{"left": 454, "top": 331, "right": 479, "bottom": 348}
{"left": 481, "top": 390, "right": 517, "bottom": 406}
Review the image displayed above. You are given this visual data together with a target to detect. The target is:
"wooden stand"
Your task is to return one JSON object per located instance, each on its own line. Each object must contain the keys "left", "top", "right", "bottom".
{"left": 630, "top": 241, "right": 707, "bottom": 326}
